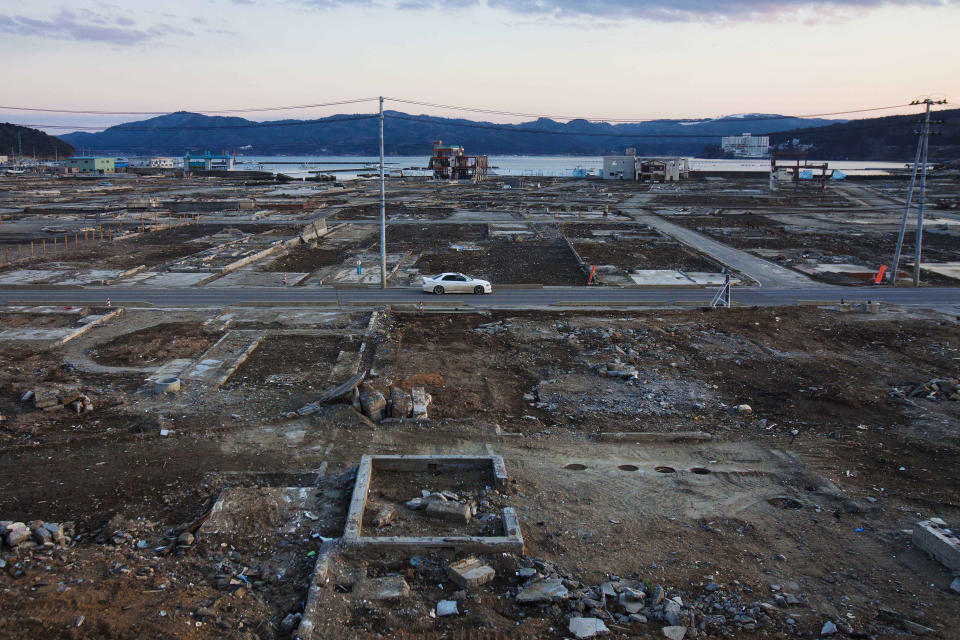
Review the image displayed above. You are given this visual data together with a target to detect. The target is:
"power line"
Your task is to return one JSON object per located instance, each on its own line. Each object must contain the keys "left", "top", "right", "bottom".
{"left": 0, "top": 97, "right": 379, "bottom": 115}
{"left": 384, "top": 113, "right": 927, "bottom": 139}
{"left": 385, "top": 97, "right": 917, "bottom": 124}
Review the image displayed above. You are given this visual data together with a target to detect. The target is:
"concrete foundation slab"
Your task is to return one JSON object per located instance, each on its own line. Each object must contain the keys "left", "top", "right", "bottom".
{"left": 913, "top": 518, "right": 960, "bottom": 571}
{"left": 343, "top": 454, "right": 522, "bottom": 553}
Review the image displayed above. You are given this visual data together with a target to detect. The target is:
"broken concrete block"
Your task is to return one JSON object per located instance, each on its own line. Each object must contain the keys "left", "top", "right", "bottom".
{"left": 618, "top": 593, "right": 644, "bottom": 614}
{"left": 736, "top": 404, "right": 753, "bottom": 415}
{"left": 951, "top": 577, "right": 960, "bottom": 595}
{"left": 569, "top": 617, "right": 609, "bottom": 638}
{"left": 31, "top": 388, "right": 59, "bottom": 409}
{"left": 5, "top": 522, "right": 30, "bottom": 546}
{"left": 424, "top": 500, "right": 471, "bottom": 524}
{"left": 31, "top": 526, "right": 53, "bottom": 545}
{"left": 436, "top": 600, "right": 458, "bottom": 616}
{"left": 389, "top": 387, "right": 412, "bottom": 419}
{"left": 515, "top": 577, "right": 568, "bottom": 603}
{"left": 359, "top": 385, "right": 387, "bottom": 422}
{"left": 913, "top": 519, "right": 960, "bottom": 571}
{"left": 662, "top": 626, "right": 688, "bottom": 640}
{"left": 411, "top": 387, "right": 431, "bottom": 419}
{"left": 447, "top": 557, "right": 496, "bottom": 589}
{"left": 372, "top": 504, "right": 397, "bottom": 528}
{"left": 405, "top": 497, "right": 426, "bottom": 511}
{"left": 42, "top": 522, "right": 65, "bottom": 543}
{"left": 352, "top": 576, "right": 410, "bottom": 601}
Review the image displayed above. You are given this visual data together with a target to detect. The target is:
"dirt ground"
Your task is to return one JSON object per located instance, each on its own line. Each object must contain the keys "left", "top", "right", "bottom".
{"left": 416, "top": 239, "right": 585, "bottom": 285}
{"left": 90, "top": 322, "right": 223, "bottom": 366}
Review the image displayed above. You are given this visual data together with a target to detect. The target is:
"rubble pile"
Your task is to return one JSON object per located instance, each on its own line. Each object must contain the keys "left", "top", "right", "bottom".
{"left": 403, "top": 488, "right": 502, "bottom": 532}
{"left": 892, "top": 377, "right": 960, "bottom": 401}
{"left": 1, "top": 519, "right": 73, "bottom": 550}
{"left": 357, "top": 382, "right": 432, "bottom": 422}
{"left": 21, "top": 386, "right": 95, "bottom": 415}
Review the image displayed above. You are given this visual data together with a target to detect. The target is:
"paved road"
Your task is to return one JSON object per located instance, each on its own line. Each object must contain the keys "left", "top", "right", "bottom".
{"left": 622, "top": 196, "right": 822, "bottom": 288}
{"left": 1, "top": 285, "right": 958, "bottom": 309}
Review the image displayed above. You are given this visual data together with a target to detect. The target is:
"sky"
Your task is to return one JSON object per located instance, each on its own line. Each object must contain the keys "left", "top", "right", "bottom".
{"left": 1, "top": 0, "right": 957, "bottom": 132}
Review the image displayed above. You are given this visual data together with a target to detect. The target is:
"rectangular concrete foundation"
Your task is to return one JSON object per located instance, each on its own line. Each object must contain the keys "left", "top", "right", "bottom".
{"left": 343, "top": 454, "right": 522, "bottom": 553}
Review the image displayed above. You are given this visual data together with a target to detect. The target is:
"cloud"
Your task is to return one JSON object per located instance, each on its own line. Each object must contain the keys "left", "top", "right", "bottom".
{"left": 282, "top": 0, "right": 957, "bottom": 21}
{"left": 0, "top": 7, "right": 191, "bottom": 45}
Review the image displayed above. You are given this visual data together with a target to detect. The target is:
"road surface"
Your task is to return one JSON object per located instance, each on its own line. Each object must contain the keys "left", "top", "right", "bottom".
{"left": 1, "top": 285, "right": 958, "bottom": 309}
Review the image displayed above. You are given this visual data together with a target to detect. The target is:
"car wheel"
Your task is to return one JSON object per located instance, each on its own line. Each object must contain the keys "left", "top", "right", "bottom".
{"left": 433, "top": 285, "right": 444, "bottom": 295}
{"left": 474, "top": 285, "right": 485, "bottom": 294}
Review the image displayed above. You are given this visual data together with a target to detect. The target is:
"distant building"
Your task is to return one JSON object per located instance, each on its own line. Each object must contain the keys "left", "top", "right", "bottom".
{"left": 0, "top": 155, "right": 8, "bottom": 164}
{"left": 428, "top": 141, "right": 488, "bottom": 181}
{"left": 602, "top": 155, "right": 636, "bottom": 180}
{"left": 603, "top": 152, "right": 688, "bottom": 182}
{"left": 637, "top": 157, "right": 690, "bottom": 183}
{"left": 66, "top": 157, "right": 115, "bottom": 174}
{"left": 184, "top": 151, "right": 234, "bottom": 171}
{"left": 721, "top": 133, "right": 769, "bottom": 158}
{"left": 129, "top": 157, "right": 178, "bottom": 169}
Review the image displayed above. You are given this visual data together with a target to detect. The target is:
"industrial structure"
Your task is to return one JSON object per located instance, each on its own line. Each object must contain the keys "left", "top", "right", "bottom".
{"left": 184, "top": 151, "right": 234, "bottom": 172}
{"left": 428, "top": 141, "right": 488, "bottom": 181}
{"left": 721, "top": 133, "right": 770, "bottom": 158}
{"left": 603, "top": 153, "right": 689, "bottom": 182}
{"left": 65, "top": 157, "right": 115, "bottom": 174}
{"left": 129, "top": 156, "right": 178, "bottom": 169}
{"left": 769, "top": 152, "right": 833, "bottom": 190}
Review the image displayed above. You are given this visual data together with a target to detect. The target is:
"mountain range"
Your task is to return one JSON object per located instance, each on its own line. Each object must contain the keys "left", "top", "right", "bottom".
{"left": 61, "top": 111, "right": 842, "bottom": 157}
{"left": 1, "top": 123, "right": 74, "bottom": 160}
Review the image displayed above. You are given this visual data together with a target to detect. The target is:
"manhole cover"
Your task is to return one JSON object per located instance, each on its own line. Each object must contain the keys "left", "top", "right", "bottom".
{"left": 689, "top": 467, "right": 711, "bottom": 475}
{"left": 565, "top": 463, "right": 587, "bottom": 471}
{"left": 767, "top": 496, "right": 804, "bottom": 510}
{"left": 618, "top": 464, "right": 639, "bottom": 471}
{"left": 654, "top": 466, "right": 676, "bottom": 473}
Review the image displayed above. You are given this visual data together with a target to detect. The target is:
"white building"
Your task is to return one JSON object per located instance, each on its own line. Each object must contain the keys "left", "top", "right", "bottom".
{"left": 603, "top": 155, "right": 636, "bottom": 180}
{"left": 721, "top": 133, "right": 770, "bottom": 158}
{"left": 128, "top": 157, "right": 178, "bottom": 168}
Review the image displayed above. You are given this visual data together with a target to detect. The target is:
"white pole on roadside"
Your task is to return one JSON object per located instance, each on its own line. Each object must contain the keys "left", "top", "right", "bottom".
{"left": 379, "top": 96, "right": 387, "bottom": 288}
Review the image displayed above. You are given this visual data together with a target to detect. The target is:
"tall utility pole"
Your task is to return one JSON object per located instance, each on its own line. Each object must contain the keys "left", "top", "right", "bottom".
{"left": 890, "top": 97, "right": 947, "bottom": 286}
{"left": 379, "top": 96, "right": 387, "bottom": 288}
{"left": 17, "top": 131, "right": 22, "bottom": 166}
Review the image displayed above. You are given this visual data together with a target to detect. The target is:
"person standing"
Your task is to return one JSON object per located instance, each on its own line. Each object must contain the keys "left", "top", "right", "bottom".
{"left": 356, "top": 258, "right": 362, "bottom": 276}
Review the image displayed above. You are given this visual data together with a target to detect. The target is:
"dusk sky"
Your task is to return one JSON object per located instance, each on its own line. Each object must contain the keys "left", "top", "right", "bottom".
{"left": 1, "top": 0, "right": 957, "bottom": 132}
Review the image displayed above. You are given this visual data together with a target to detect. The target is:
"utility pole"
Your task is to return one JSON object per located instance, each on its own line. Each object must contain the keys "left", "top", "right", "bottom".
{"left": 379, "top": 96, "right": 387, "bottom": 288}
{"left": 17, "top": 131, "right": 22, "bottom": 167}
{"left": 890, "top": 97, "right": 947, "bottom": 286}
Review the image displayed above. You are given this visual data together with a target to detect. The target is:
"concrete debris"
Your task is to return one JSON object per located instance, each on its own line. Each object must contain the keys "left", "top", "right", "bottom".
{"left": 569, "top": 617, "right": 609, "bottom": 638}
{"left": 3, "top": 520, "right": 73, "bottom": 548}
{"left": 447, "top": 557, "right": 496, "bottom": 589}
{"left": 389, "top": 387, "right": 412, "bottom": 418}
{"left": 425, "top": 500, "right": 471, "bottom": 524}
{"left": 900, "top": 377, "right": 960, "bottom": 401}
{"left": 736, "top": 404, "right": 753, "bottom": 415}
{"left": 820, "top": 620, "right": 837, "bottom": 635}
{"left": 436, "top": 600, "right": 459, "bottom": 617}
{"left": 662, "top": 626, "right": 687, "bottom": 640}
{"left": 515, "top": 577, "right": 569, "bottom": 603}
{"left": 351, "top": 576, "right": 411, "bottom": 602}
{"left": 177, "top": 531, "right": 195, "bottom": 546}
{"left": 950, "top": 577, "right": 960, "bottom": 595}
{"left": 410, "top": 387, "right": 431, "bottom": 419}
{"left": 23, "top": 386, "right": 94, "bottom": 414}
{"left": 5, "top": 522, "right": 31, "bottom": 547}
{"left": 913, "top": 518, "right": 960, "bottom": 571}
{"left": 359, "top": 384, "right": 387, "bottom": 422}
{"left": 371, "top": 504, "right": 397, "bottom": 528}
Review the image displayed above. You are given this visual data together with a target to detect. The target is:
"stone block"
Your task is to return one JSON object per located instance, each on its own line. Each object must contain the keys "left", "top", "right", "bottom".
{"left": 352, "top": 576, "right": 410, "bottom": 601}
{"left": 424, "top": 501, "right": 471, "bottom": 524}
{"left": 446, "top": 557, "right": 495, "bottom": 589}
{"left": 913, "top": 519, "right": 960, "bottom": 571}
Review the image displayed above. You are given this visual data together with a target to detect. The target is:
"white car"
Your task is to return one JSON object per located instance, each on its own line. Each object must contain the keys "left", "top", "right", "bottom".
{"left": 422, "top": 272, "right": 492, "bottom": 295}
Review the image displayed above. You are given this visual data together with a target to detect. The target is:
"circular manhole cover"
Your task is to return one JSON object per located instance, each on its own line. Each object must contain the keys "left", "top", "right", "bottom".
{"left": 618, "top": 464, "right": 639, "bottom": 471}
{"left": 565, "top": 463, "right": 587, "bottom": 471}
{"left": 654, "top": 466, "right": 676, "bottom": 473}
{"left": 689, "top": 467, "right": 711, "bottom": 475}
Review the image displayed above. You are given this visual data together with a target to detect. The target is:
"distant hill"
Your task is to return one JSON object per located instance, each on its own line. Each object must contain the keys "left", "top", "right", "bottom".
{"left": 1, "top": 123, "right": 74, "bottom": 160}
{"left": 768, "top": 108, "right": 960, "bottom": 161}
{"left": 60, "top": 111, "right": 841, "bottom": 157}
